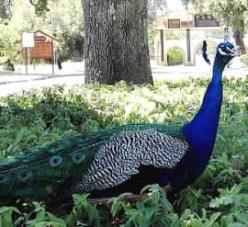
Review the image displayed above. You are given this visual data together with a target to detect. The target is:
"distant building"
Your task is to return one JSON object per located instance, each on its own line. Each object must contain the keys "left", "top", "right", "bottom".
{"left": 26, "top": 30, "right": 63, "bottom": 60}
{"left": 154, "top": 9, "right": 222, "bottom": 66}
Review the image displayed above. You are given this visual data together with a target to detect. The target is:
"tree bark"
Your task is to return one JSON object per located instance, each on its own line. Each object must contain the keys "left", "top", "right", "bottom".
{"left": 232, "top": 18, "right": 246, "bottom": 54}
{"left": 1, "top": 0, "right": 11, "bottom": 18}
{"left": 83, "top": 0, "right": 153, "bottom": 85}
{"left": 233, "top": 29, "right": 246, "bottom": 54}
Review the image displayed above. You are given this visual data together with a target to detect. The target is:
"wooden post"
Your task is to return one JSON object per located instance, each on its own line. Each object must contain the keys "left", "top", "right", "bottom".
{"left": 51, "top": 38, "right": 55, "bottom": 74}
{"left": 160, "top": 29, "right": 164, "bottom": 62}
{"left": 25, "top": 47, "right": 28, "bottom": 74}
{"left": 186, "top": 28, "right": 191, "bottom": 65}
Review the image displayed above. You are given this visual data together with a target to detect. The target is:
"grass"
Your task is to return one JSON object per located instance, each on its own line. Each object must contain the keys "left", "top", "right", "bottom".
{"left": 0, "top": 77, "right": 247, "bottom": 226}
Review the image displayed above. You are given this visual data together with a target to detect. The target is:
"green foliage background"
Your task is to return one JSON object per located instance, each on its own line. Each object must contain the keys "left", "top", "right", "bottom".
{"left": 167, "top": 47, "right": 184, "bottom": 65}
{"left": 0, "top": 0, "right": 83, "bottom": 63}
{"left": 0, "top": 77, "right": 247, "bottom": 226}
{"left": 182, "top": 0, "right": 248, "bottom": 54}
{"left": 240, "top": 54, "right": 248, "bottom": 66}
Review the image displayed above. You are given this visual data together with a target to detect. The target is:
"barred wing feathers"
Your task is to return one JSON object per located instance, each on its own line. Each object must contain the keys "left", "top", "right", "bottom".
{"left": 74, "top": 129, "right": 189, "bottom": 193}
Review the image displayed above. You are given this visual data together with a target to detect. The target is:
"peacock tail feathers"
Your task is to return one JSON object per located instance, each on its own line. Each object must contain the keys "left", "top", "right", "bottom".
{"left": 0, "top": 123, "right": 185, "bottom": 202}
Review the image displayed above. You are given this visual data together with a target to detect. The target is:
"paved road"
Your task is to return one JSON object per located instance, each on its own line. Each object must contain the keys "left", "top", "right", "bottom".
{"left": 0, "top": 60, "right": 247, "bottom": 97}
{"left": 0, "top": 62, "right": 84, "bottom": 96}
{"left": 0, "top": 75, "right": 85, "bottom": 97}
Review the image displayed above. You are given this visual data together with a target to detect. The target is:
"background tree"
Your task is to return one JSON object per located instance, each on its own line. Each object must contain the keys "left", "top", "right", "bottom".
{"left": 182, "top": 0, "right": 247, "bottom": 53}
{"left": 46, "top": 0, "right": 84, "bottom": 60}
{"left": 83, "top": 0, "right": 153, "bottom": 85}
{"left": 0, "top": 1, "right": 5, "bottom": 18}
{"left": 0, "top": 0, "right": 44, "bottom": 63}
{"left": 0, "top": 0, "right": 83, "bottom": 63}
{"left": 148, "top": 0, "right": 167, "bottom": 24}
{"left": 0, "top": 0, "right": 12, "bottom": 18}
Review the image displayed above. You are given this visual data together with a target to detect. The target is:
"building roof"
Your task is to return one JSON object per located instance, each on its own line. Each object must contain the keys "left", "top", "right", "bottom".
{"left": 34, "top": 30, "right": 63, "bottom": 43}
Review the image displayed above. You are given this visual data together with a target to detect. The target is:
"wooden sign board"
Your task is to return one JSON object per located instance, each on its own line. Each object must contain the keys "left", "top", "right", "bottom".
{"left": 34, "top": 36, "right": 47, "bottom": 42}
{"left": 168, "top": 19, "right": 181, "bottom": 29}
{"left": 181, "top": 21, "right": 193, "bottom": 28}
{"left": 30, "top": 41, "right": 53, "bottom": 59}
{"left": 22, "top": 30, "right": 62, "bottom": 60}
{"left": 194, "top": 14, "right": 219, "bottom": 27}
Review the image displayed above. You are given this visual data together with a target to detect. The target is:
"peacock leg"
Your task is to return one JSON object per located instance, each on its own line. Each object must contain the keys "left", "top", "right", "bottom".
{"left": 163, "top": 184, "right": 173, "bottom": 193}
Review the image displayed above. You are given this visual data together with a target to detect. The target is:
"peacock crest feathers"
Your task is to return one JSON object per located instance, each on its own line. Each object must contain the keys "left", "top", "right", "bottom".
{"left": 202, "top": 40, "right": 211, "bottom": 65}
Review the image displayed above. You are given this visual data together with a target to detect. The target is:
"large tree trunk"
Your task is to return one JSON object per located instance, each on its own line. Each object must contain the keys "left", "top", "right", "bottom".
{"left": 1, "top": 0, "right": 11, "bottom": 18}
{"left": 233, "top": 29, "right": 246, "bottom": 54}
{"left": 83, "top": 0, "right": 153, "bottom": 85}
{"left": 232, "top": 19, "right": 246, "bottom": 54}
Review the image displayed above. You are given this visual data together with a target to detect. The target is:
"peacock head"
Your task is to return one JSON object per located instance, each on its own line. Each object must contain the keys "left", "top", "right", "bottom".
{"left": 202, "top": 41, "right": 240, "bottom": 69}
{"left": 215, "top": 41, "right": 240, "bottom": 67}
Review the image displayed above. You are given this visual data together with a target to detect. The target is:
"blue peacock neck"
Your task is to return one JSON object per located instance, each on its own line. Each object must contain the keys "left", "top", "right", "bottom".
{"left": 182, "top": 57, "right": 225, "bottom": 159}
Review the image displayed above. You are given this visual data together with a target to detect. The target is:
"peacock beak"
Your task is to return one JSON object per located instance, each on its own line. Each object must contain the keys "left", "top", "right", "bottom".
{"left": 226, "top": 47, "right": 240, "bottom": 57}
{"left": 234, "top": 49, "right": 241, "bottom": 57}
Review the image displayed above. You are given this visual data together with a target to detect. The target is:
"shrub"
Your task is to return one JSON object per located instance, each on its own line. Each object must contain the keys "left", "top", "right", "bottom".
{"left": 3, "top": 59, "right": 15, "bottom": 71}
{"left": 0, "top": 78, "right": 248, "bottom": 226}
{"left": 167, "top": 47, "right": 184, "bottom": 65}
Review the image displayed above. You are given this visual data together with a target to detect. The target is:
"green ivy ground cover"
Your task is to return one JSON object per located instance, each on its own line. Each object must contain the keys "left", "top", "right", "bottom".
{"left": 0, "top": 78, "right": 247, "bottom": 226}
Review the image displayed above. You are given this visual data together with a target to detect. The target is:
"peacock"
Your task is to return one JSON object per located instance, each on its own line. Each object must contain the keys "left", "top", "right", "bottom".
{"left": 0, "top": 41, "right": 239, "bottom": 204}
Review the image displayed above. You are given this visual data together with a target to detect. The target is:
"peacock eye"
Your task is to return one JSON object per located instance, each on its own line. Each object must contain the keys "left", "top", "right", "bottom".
{"left": 49, "top": 155, "right": 63, "bottom": 167}
{"left": 0, "top": 175, "right": 5, "bottom": 184}
{"left": 71, "top": 152, "right": 85, "bottom": 164}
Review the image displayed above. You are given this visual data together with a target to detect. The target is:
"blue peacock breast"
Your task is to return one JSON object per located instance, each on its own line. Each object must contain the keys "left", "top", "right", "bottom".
{"left": 159, "top": 144, "right": 212, "bottom": 192}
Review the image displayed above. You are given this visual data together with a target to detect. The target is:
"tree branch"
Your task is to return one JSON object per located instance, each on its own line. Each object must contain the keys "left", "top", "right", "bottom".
{"left": 29, "top": 0, "right": 36, "bottom": 6}
{"left": 88, "top": 193, "right": 145, "bottom": 204}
